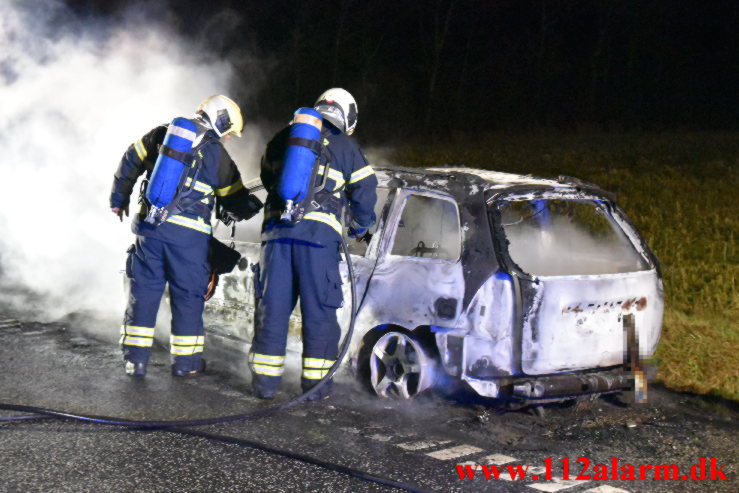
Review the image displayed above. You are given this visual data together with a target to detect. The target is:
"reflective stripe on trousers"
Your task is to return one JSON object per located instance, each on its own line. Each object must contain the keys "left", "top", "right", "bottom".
{"left": 249, "top": 239, "right": 343, "bottom": 390}
{"left": 121, "top": 235, "right": 210, "bottom": 364}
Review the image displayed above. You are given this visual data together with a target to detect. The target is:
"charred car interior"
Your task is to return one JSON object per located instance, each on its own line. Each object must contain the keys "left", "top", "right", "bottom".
{"left": 205, "top": 167, "right": 663, "bottom": 404}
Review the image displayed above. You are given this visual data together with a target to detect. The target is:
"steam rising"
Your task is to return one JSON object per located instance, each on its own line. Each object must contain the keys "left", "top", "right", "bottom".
{"left": 0, "top": 0, "right": 261, "bottom": 325}
{"left": 501, "top": 200, "right": 649, "bottom": 276}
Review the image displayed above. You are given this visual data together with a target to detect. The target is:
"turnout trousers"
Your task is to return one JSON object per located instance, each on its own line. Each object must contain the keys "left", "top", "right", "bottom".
{"left": 120, "top": 234, "right": 210, "bottom": 372}
{"left": 249, "top": 239, "right": 344, "bottom": 394}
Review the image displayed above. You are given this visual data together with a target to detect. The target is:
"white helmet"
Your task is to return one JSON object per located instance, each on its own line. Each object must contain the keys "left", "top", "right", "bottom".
{"left": 196, "top": 94, "right": 244, "bottom": 138}
{"left": 314, "top": 88, "right": 358, "bottom": 135}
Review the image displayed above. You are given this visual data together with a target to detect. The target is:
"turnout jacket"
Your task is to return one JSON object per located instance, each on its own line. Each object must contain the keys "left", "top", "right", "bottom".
{"left": 261, "top": 122, "right": 378, "bottom": 245}
{"left": 110, "top": 120, "right": 258, "bottom": 245}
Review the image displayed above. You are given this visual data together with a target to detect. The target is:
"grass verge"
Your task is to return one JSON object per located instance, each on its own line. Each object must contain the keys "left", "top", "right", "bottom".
{"left": 391, "top": 131, "right": 738, "bottom": 400}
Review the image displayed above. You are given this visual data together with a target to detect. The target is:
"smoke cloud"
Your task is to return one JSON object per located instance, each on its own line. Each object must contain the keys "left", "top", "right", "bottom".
{"left": 0, "top": 0, "right": 263, "bottom": 328}
{"left": 501, "top": 201, "right": 649, "bottom": 276}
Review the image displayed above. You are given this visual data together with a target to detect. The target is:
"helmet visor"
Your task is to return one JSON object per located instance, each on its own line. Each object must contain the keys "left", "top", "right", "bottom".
{"left": 315, "top": 103, "right": 346, "bottom": 133}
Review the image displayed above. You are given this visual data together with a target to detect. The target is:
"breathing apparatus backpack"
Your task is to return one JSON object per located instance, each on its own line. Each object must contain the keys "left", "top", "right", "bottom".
{"left": 144, "top": 117, "right": 211, "bottom": 226}
{"left": 277, "top": 107, "right": 333, "bottom": 223}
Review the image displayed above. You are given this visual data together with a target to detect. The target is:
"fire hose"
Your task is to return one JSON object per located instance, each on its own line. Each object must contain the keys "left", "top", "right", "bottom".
{"left": 0, "top": 236, "right": 354, "bottom": 426}
{"left": 0, "top": 232, "right": 429, "bottom": 492}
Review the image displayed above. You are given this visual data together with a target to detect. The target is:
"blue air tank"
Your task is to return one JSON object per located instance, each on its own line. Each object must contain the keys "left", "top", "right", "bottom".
{"left": 146, "top": 117, "right": 197, "bottom": 209}
{"left": 278, "top": 107, "right": 323, "bottom": 204}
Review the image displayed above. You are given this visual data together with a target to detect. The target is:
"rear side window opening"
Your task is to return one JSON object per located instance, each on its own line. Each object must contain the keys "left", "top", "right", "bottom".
{"left": 390, "top": 193, "right": 461, "bottom": 261}
{"left": 495, "top": 198, "right": 649, "bottom": 276}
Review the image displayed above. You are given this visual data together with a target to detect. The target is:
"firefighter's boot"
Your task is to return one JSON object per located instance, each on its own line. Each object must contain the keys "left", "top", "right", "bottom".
{"left": 125, "top": 360, "right": 147, "bottom": 378}
{"left": 251, "top": 373, "right": 279, "bottom": 399}
{"left": 302, "top": 378, "right": 333, "bottom": 401}
{"left": 172, "top": 356, "right": 206, "bottom": 377}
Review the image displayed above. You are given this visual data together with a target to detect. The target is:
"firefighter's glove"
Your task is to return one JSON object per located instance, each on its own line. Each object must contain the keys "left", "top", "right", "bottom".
{"left": 242, "top": 194, "right": 264, "bottom": 220}
{"left": 218, "top": 194, "right": 263, "bottom": 224}
{"left": 112, "top": 205, "right": 129, "bottom": 222}
{"left": 219, "top": 210, "right": 237, "bottom": 226}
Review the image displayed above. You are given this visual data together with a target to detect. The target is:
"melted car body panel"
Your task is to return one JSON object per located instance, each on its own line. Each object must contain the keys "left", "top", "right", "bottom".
{"left": 519, "top": 270, "right": 663, "bottom": 374}
{"left": 206, "top": 166, "right": 663, "bottom": 400}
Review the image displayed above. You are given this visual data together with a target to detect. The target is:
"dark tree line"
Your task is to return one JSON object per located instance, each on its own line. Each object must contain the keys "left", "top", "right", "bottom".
{"left": 69, "top": 0, "right": 739, "bottom": 139}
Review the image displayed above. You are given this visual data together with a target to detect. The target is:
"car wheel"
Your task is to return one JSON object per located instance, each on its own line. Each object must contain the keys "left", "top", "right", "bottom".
{"left": 369, "top": 331, "right": 436, "bottom": 398}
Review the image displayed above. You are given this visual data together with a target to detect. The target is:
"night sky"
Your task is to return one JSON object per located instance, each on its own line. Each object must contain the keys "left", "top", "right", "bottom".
{"left": 63, "top": 0, "right": 739, "bottom": 139}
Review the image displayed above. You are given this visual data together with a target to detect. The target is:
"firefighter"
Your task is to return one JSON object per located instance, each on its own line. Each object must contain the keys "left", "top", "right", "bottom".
{"left": 110, "top": 95, "right": 262, "bottom": 378}
{"left": 249, "top": 88, "right": 378, "bottom": 400}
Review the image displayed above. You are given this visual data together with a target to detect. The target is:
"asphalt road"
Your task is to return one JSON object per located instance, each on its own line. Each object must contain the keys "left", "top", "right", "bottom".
{"left": 0, "top": 316, "right": 735, "bottom": 493}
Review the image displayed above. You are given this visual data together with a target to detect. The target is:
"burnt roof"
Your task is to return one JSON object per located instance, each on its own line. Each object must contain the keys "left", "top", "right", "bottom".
{"left": 375, "top": 165, "right": 568, "bottom": 190}
{"left": 374, "top": 165, "right": 615, "bottom": 202}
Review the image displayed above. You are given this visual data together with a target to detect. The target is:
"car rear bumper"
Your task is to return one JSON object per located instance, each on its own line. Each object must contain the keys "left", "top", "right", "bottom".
{"left": 463, "top": 365, "right": 652, "bottom": 401}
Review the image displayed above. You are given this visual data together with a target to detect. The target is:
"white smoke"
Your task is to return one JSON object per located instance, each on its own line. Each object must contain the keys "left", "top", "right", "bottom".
{"left": 364, "top": 146, "right": 397, "bottom": 168}
{"left": 0, "top": 0, "right": 262, "bottom": 325}
{"left": 502, "top": 206, "right": 649, "bottom": 276}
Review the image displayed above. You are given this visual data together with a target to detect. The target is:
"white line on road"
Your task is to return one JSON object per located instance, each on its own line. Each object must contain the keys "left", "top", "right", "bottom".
{"left": 490, "top": 465, "right": 546, "bottom": 482}
{"left": 368, "top": 434, "right": 394, "bottom": 442}
{"left": 458, "top": 453, "right": 519, "bottom": 466}
{"left": 396, "top": 439, "right": 452, "bottom": 450}
{"left": 339, "top": 424, "right": 627, "bottom": 492}
{"left": 427, "top": 444, "right": 484, "bottom": 460}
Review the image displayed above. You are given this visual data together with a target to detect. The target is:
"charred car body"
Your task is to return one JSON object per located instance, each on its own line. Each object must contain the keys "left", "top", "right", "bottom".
{"left": 206, "top": 166, "right": 663, "bottom": 402}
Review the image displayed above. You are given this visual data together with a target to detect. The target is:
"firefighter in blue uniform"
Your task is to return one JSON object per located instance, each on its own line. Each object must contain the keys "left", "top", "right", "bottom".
{"left": 250, "top": 88, "right": 378, "bottom": 400}
{"left": 110, "top": 95, "right": 262, "bottom": 378}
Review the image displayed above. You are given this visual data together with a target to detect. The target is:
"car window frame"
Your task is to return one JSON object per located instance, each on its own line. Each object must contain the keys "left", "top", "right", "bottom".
{"left": 342, "top": 186, "right": 393, "bottom": 259}
{"left": 487, "top": 188, "right": 657, "bottom": 279}
{"left": 381, "top": 188, "right": 463, "bottom": 264}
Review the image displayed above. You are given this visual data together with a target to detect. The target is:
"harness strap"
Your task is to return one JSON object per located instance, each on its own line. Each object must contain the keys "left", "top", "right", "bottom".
{"left": 159, "top": 144, "right": 192, "bottom": 164}
{"left": 287, "top": 136, "right": 322, "bottom": 154}
{"left": 141, "top": 123, "right": 215, "bottom": 225}
{"left": 164, "top": 141, "right": 210, "bottom": 218}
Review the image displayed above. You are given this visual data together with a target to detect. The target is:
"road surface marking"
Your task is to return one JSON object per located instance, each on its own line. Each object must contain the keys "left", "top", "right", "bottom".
{"left": 463, "top": 453, "right": 518, "bottom": 465}
{"left": 427, "top": 444, "right": 484, "bottom": 460}
{"left": 368, "top": 434, "right": 394, "bottom": 442}
{"left": 490, "top": 465, "right": 546, "bottom": 482}
{"left": 396, "top": 439, "right": 452, "bottom": 450}
{"left": 338, "top": 422, "right": 612, "bottom": 492}
{"left": 457, "top": 453, "right": 519, "bottom": 467}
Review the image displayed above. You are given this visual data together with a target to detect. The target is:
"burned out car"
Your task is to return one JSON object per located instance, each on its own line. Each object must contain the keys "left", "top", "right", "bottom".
{"left": 206, "top": 167, "right": 663, "bottom": 402}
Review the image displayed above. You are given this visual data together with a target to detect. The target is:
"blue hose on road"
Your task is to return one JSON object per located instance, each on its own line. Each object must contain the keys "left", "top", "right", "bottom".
{"left": 0, "top": 238, "right": 432, "bottom": 492}
{"left": 0, "top": 234, "right": 356, "bottom": 428}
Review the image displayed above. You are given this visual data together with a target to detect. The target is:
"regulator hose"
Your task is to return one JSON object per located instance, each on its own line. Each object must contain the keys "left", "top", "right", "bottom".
{"left": 0, "top": 237, "right": 357, "bottom": 427}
